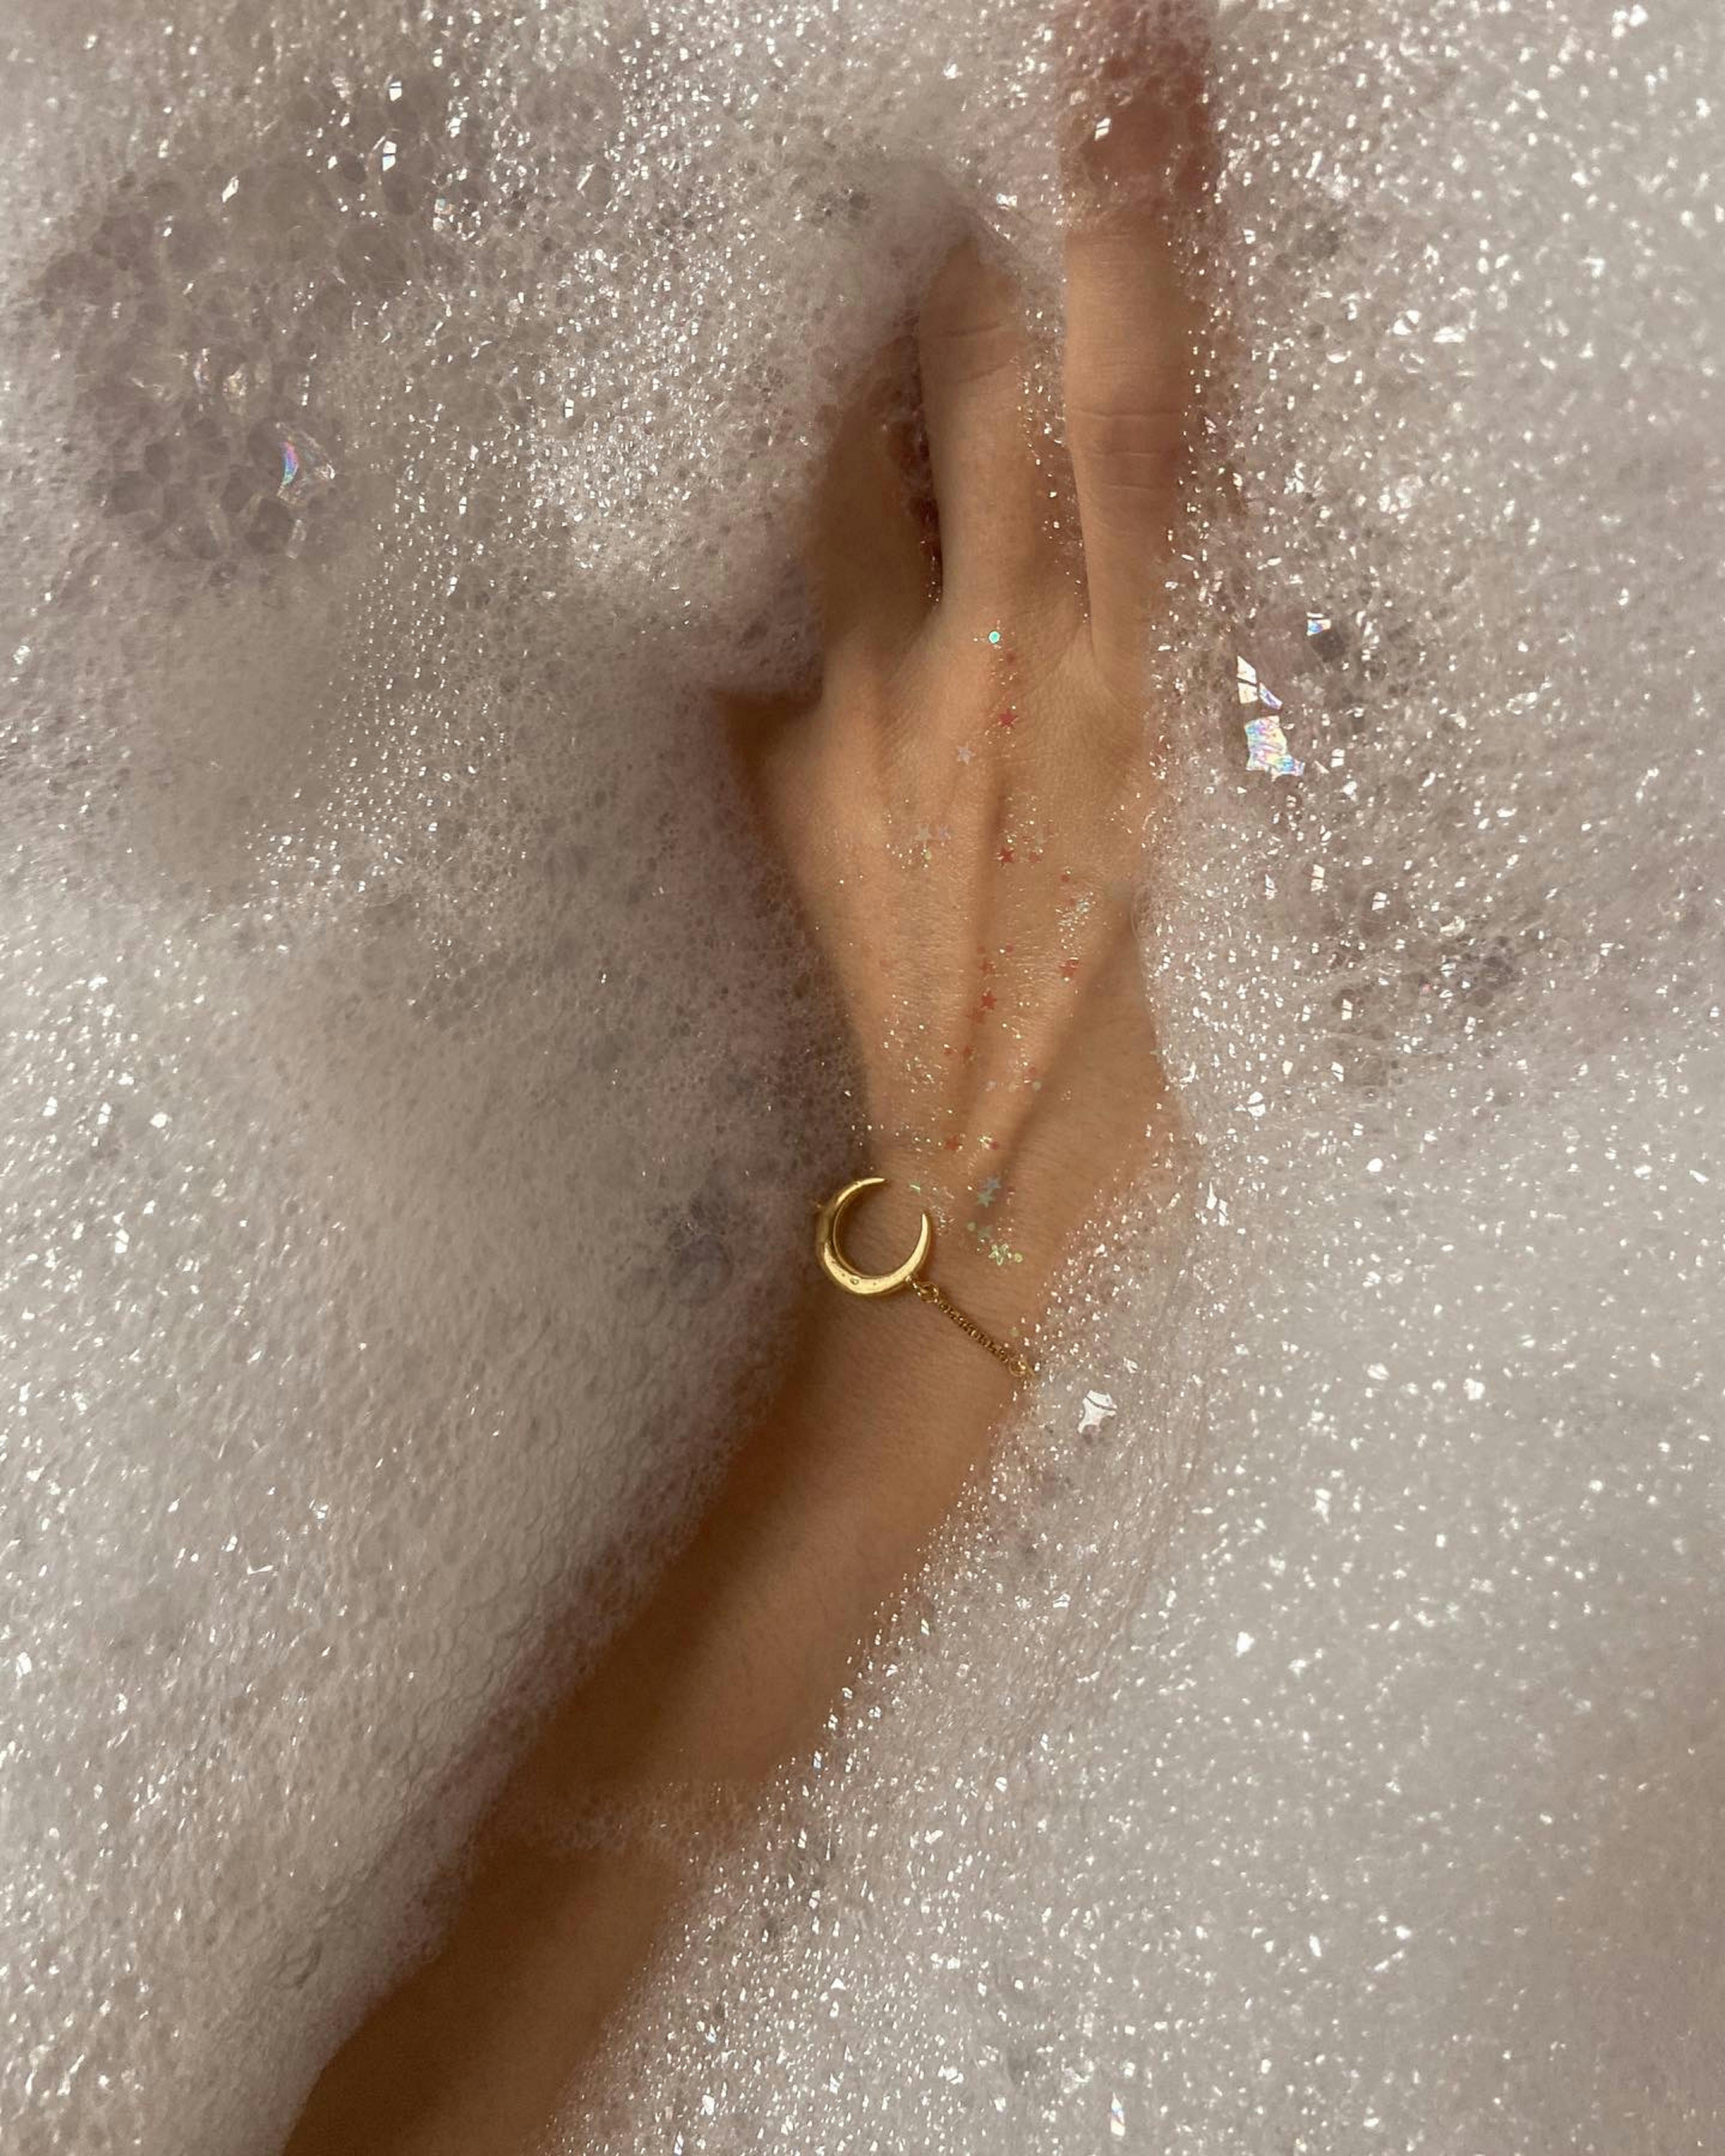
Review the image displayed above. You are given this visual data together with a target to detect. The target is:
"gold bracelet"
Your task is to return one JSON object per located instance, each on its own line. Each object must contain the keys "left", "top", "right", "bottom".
{"left": 813, "top": 1175, "right": 1036, "bottom": 1383}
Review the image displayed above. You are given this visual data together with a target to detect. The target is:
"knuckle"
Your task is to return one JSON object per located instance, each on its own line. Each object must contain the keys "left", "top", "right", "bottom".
{"left": 920, "top": 314, "right": 1026, "bottom": 393}
{"left": 1065, "top": 400, "right": 1185, "bottom": 497}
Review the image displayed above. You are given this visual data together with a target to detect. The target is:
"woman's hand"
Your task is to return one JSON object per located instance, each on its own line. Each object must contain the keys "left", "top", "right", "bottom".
{"left": 726, "top": 72, "right": 1201, "bottom": 1346}
{"left": 283, "top": 54, "right": 1207, "bottom": 2156}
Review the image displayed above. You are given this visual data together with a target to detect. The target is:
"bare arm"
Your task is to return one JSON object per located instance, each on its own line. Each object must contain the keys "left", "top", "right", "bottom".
{"left": 285, "top": 54, "right": 1203, "bottom": 2156}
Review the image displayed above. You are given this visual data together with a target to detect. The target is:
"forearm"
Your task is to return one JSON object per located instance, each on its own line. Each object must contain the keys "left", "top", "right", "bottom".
{"left": 284, "top": 1255, "right": 1028, "bottom": 2156}
{"left": 288, "top": 946, "right": 1169, "bottom": 2156}
{"left": 570, "top": 1281, "right": 1017, "bottom": 1788}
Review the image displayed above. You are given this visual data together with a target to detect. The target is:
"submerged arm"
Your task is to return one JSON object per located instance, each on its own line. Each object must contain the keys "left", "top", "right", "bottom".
{"left": 285, "top": 53, "right": 1203, "bottom": 2156}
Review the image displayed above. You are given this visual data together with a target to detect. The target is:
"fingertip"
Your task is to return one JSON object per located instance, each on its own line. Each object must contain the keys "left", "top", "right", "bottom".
{"left": 1058, "top": 6, "right": 1214, "bottom": 221}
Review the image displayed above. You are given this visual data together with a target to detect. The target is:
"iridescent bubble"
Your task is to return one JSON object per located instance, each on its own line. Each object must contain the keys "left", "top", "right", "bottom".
{"left": 276, "top": 426, "right": 334, "bottom": 503}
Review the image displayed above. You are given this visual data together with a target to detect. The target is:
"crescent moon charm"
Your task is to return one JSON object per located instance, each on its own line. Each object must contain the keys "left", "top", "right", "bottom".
{"left": 815, "top": 1175, "right": 932, "bottom": 1298}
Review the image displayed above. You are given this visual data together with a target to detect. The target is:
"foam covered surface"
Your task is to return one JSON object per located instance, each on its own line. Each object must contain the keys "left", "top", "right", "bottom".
{"left": 1, "top": 1, "right": 1721, "bottom": 2151}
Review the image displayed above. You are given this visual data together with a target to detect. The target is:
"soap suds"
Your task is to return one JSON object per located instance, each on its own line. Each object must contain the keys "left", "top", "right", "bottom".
{"left": 1, "top": 1, "right": 1720, "bottom": 2152}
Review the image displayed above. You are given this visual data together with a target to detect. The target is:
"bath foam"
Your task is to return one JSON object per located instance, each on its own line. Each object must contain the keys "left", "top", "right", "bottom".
{"left": 0, "top": 3, "right": 1720, "bottom": 2156}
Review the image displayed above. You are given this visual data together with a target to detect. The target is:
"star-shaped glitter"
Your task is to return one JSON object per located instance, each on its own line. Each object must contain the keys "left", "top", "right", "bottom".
{"left": 980, "top": 990, "right": 996, "bottom": 1011}
{"left": 956, "top": 744, "right": 973, "bottom": 765}
{"left": 999, "top": 846, "right": 1014, "bottom": 864}
{"left": 976, "top": 1173, "right": 1002, "bottom": 1208}
{"left": 996, "top": 709, "right": 1016, "bottom": 729}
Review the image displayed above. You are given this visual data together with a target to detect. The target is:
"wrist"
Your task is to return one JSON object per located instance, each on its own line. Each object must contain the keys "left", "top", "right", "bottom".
{"left": 816, "top": 1152, "right": 1056, "bottom": 1354}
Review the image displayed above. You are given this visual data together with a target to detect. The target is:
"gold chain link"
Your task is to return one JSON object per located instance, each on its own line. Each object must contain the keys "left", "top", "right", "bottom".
{"left": 909, "top": 1276, "right": 1036, "bottom": 1382}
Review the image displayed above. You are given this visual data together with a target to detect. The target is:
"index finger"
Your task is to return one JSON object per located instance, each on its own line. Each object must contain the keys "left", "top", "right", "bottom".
{"left": 1061, "top": 32, "right": 1211, "bottom": 711}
